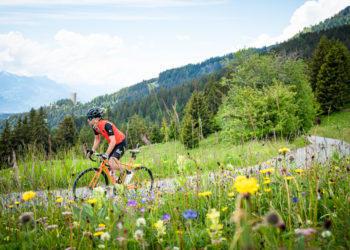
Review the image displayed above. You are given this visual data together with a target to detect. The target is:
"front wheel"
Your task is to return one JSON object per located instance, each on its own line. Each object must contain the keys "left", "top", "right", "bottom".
{"left": 127, "top": 166, "right": 154, "bottom": 193}
{"left": 72, "top": 167, "right": 109, "bottom": 199}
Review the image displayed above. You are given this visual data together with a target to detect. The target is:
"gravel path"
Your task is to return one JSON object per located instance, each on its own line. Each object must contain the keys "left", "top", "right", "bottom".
{"left": 1, "top": 136, "right": 349, "bottom": 203}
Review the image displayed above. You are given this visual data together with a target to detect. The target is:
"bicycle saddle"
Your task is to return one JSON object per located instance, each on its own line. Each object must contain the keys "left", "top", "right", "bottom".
{"left": 129, "top": 150, "right": 140, "bottom": 154}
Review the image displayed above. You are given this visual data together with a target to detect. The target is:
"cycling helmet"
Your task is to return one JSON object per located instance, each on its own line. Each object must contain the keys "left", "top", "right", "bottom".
{"left": 87, "top": 107, "right": 103, "bottom": 119}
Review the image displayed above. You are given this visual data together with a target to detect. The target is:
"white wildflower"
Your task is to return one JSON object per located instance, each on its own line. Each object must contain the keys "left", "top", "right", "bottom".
{"left": 134, "top": 230, "right": 144, "bottom": 241}
{"left": 136, "top": 217, "right": 146, "bottom": 227}
{"left": 321, "top": 230, "right": 332, "bottom": 238}
{"left": 101, "top": 232, "right": 110, "bottom": 241}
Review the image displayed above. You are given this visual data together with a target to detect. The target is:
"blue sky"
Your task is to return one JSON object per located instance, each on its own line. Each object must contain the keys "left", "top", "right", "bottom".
{"left": 0, "top": 0, "right": 349, "bottom": 102}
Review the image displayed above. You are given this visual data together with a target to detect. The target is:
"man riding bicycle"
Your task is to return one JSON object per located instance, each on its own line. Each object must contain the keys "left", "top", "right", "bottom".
{"left": 86, "top": 107, "right": 131, "bottom": 183}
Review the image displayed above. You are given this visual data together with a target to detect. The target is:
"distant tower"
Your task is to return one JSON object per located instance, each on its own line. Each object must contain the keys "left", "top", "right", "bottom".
{"left": 70, "top": 92, "right": 77, "bottom": 105}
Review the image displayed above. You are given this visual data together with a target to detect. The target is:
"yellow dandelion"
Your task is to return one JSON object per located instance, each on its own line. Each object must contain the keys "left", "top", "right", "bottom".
{"left": 228, "top": 192, "right": 235, "bottom": 198}
{"left": 264, "top": 188, "right": 271, "bottom": 192}
{"left": 198, "top": 191, "right": 212, "bottom": 197}
{"left": 14, "top": 201, "right": 20, "bottom": 205}
{"left": 132, "top": 164, "right": 141, "bottom": 168}
{"left": 263, "top": 180, "right": 271, "bottom": 184}
{"left": 93, "top": 232, "right": 104, "bottom": 236}
{"left": 222, "top": 207, "right": 228, "bottom": 212}
{"left": 266, "top": 161, "right": 271, "bottom": 164}
{"left": 260, "top": 168, "right": 275, "bottom": 174}
{"left": 279, "top": 148, "right": 290, "bottom": 153}
{"left": 22, "top": 191, "right": 36, "bottom": 201}
{"left": 9, "top": 205, "right": 13, "bottom": 208}
{"left": 233, "top": 176, "right": 259, "bottom": 194}
{"left": 264, "top": 177, "right": 270, "bottom": 180}
{"left": 87, "top": 198, "right": 98, "bottom": 204}
{"left": 98, "top": 224, "right": 106, "bottom": 228}
{"left": 295, "top": 169, "right": 304, "bottom": 173}
{"left": 56, "top": 198, "right": 62, "bottom": 203}
{"left": 285, "top": 176, "right": 294, "bottom": 181}
{"left": 68, "top": 200, "right": 74, "bottom": 204}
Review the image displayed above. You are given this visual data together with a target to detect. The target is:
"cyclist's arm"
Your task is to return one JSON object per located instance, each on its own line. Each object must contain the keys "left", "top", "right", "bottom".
{"left": 105, "top": 135, "right": 116, "bottom": 156}
{"left": 92, "top": 134, "right": 101, "bottom": 152}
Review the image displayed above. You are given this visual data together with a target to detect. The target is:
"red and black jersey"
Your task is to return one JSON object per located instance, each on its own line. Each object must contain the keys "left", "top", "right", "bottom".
{"left": 93, "top": 120, "right": 125, "bottom": 144}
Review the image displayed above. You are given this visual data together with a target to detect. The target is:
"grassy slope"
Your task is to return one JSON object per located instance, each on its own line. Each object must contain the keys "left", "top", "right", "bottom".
{"left": 0, "top": 109, "right": 349, "bottom": 193}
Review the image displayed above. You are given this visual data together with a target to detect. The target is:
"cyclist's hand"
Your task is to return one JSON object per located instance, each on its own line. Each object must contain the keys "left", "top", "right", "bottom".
{"left": 86, "top": 149, "right": 94, "bottom": 158}
{"left": 99, "top": 154, "right": 108, "bottom": 161}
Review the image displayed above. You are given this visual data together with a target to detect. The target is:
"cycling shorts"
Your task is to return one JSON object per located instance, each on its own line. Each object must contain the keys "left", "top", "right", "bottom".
{"left": 109, "top": 138, "right": 127, "bottom": 160}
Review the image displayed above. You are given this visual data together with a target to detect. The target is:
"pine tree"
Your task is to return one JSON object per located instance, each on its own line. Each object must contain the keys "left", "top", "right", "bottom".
{"left": 127, "top": 114, "right": 147, "bottom": 148}
{"left": 160, "top": 116, "right": 169, "bottom": 143}
{"left": 150, "top": 124, "right": 163, "bottom": 143}
{"left": 168, "top": 115, "right": 179, "bottom": 140}
{"left": 309, "top": 36, "right": 332, "bottom": 92}
{"left": 35, "top": 107, "right": 50, "bottom": 150}
{"left": 54, "top": 116, "right": 79, "bottom": 149}
{"left": 28, "top": 108, "right": 38, "bottom": 144}
{"left": 315, "top": 40, "right": 350, "bottom": 113}
{"left": 0, "top": 120, "right": 13, "bottom": 167}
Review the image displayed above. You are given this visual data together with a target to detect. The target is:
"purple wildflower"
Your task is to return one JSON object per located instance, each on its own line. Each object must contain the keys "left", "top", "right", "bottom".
{"left": 162, "top": 213, "right": 171, "bottom": 221}
{"left": 292, "top": 197, "right": 299, "bottom": 203}
{"left": 182, "top": 209, "right": 197, "bottom": 220}
{"left": 127, "top": 200, "right": 137, "bottom": 207}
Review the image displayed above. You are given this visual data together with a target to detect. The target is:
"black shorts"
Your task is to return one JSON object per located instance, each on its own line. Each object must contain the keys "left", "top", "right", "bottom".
{"left": 109, "top": 139, "right": 127, "bottom": 160}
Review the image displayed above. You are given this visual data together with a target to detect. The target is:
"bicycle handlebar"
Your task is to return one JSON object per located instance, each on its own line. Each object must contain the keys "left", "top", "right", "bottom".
{"left": 89, "top": 152, "right": 107, "bottom": 162}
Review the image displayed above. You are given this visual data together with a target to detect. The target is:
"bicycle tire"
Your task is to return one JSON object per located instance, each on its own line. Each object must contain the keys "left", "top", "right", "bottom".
{"left": 127, "top": 166, "right": 154, "bottom": 192}
{"left": 72, "top": 167, "right": 109, "bottom": 199}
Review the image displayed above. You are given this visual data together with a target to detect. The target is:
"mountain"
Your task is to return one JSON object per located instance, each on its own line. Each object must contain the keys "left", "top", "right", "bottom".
{"left": 0, "top": 72, "right": 71, "bottom": 113}
{"left": 1, "top": 6, "right": 350, "bottom": 131}
{"left": 298, "top": 6, "right": 350, "bottom": 35}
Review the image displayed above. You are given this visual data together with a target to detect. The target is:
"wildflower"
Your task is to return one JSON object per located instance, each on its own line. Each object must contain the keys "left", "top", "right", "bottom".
{"left": 162, "top": 213, "right": 171, "bottom": 221}
{"left": 154, "top": 220, "right": 166, "bottom": 238}
{"left": 98, "top": 244, "right": 105, "bottom": 249}
{"left": 206, "top": 209, "right": 220, "bottom": 224}
{"left": 285, "top": 176, "right": 294, "bottom": 181}
{"left": 46, "top": 225, "right": 58, "bottom": 230}
{"left": 295, "top": 228, "right": 316, "bottom": 236}
{"left": 19, "top": 212, "right": 34, "bottom": 224}
{"left": 14, "top": 201, "right": 20, "bottom": 205}
{"left": 266, "top": 161, "right": 271, "bottom": 164}
{"left": 87, "top": 198, "right": 98, "bottom": 204}
{"left": 101, "top": 232, "right": 110, "bottom": 241}
{"left": 198, "top": 191, "right": 212, "bottom": 197}
{"left": 264, "top": 188, "right": 271, "bottom": 192}
{"left": 98, "top": 224, "right": 106, "bottom": 228}
{"left": 233, "top": 176, "right": 259, "bottom": 194}
{"left": 22, "top": 191, "right": 36, "bottom": 201}
{"left": 136, "top": 218, "right": 146, "bottom": 227}
{"left": 62, "top": 211, "right": 72, "bottom": 215}
{"left": 93, "top": 232, "right": 104, "bottom": 237}
{"left": 182, "top": 209, "right": 198, "bottom": 220}
{"left": 73, "top": 221, "right": 80, "bottom": 228}
{"left": 292, "top": 197, "right": 299, "bottom": 203}
{"left": 263, "top": 180, "right": 271, "bottom": 184}
{"left": 321, "top": 230, "right": 332, "bottom": 238}
{"left": 265, "top": 211, "right": 281, "bottom": 226}
{"left": 134, "top": 229, "right": 144, "bottom": 241}
{"left": 305, "top": 220, "right": 313, "bottom": 226}
{"left": 260, "top": 168, "right": 275, "bottom": 174}
{"left": 9, "top": 205, "right": 13, "bottom": 208}
{"left": 278, "top": 148, "right": 290, "bottom": 153}
{"left": 68, "top": 200, "right": 74, "bottom": 204}
{"left": 127, "top": 200, "right": 137, "bottom": 207}
{"left": 56, "top": 198, "right": 62, "bottom": 203}
{"left": 228, "top": 192, "right": 235, "bottom": 198}
{"left": 222, "top": 207, "right": 228, "bottom": 212}
{"left": 173, "top": 247, "right": 180, "bottom": 250}
{"left": 295, "top": 169, "right": 304, "bottom": 173}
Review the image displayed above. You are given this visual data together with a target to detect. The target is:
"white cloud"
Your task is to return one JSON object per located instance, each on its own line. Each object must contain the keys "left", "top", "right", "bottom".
{"left": 248, "top": 0, "right": 350, "bottom": 48}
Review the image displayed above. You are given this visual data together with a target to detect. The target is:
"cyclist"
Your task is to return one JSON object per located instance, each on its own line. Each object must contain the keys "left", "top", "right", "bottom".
{"left": 86, "top": 107, "right": 132, "bottom": 183}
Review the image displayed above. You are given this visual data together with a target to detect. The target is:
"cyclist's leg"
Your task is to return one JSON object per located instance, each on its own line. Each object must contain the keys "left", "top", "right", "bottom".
{"left": 109, "top": 139, "right": 127, "bottom": 173}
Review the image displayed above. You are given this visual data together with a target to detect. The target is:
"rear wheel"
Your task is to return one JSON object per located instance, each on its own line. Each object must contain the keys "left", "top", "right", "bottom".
{"left": 72, "top": 167, "right": 109, "bottom": 200}
{"left": 127, "top": 166, "right": 154, "bottom": 193}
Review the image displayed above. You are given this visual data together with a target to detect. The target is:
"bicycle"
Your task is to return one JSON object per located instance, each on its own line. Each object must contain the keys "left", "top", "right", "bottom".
{"left": 72, "top": 149, "right": 154, "bottom": 199}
